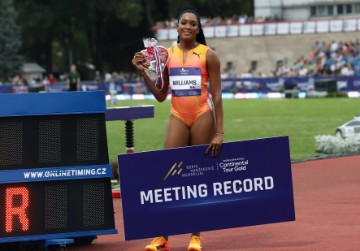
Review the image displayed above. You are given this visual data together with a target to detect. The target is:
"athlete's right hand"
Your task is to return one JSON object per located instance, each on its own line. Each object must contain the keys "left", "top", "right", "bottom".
{"left": 132, "top": 52, "right": 145, "bottom": 73}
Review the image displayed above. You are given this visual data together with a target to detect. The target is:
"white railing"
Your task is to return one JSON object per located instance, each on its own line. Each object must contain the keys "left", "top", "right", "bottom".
{"left": 156, "top": 17, "right": 360, "bottom": 41}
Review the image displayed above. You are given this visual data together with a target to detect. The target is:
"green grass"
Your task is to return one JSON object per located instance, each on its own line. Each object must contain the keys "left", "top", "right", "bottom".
{"left": 106, "top": 98, "right": 360, "bottom": 163}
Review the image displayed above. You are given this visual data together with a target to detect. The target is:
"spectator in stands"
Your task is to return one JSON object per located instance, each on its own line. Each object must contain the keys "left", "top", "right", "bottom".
{"left": 340, "top": 62, "right": 355, "bottom": 76}
{"left": 211, "top": 16, "right": 223, "bottom": 25}
{"left": 355, "top": 55, "right": 360, "bottom": 76}
{"left": 94, "top": 70, "right": 102, "bottom": 84}
{"left": 238, "top": 14, "right": 248, "bottom": 24}
{"left": 240, "top": 69, "right": 253, "bottom": 78}
{"left": 12, "top": 74, "right": 21, "bottom": 85}
{"left": 42, "top": 76, "right": 50, "bottom": 86}
{"left": 257, "top": 71, "right": 267, "bottom": 78}
{"left": 12, "top": 75, "right": 28, "bottom": 86}
{"left": 118, "top": 71, "right": 126, "bottom": 82}
{"left": 112, "top": 71, "right": 120, "bottom": 82}
{"left": 67, "top": 64, "right": 81, "bottom": 91}
{"left": 282, "top": 39, "right": 360, "bottom": 78}
{"left": 157, "top": 12, "right": 261, "bottom": 29}
{"left": 228, "top": 65, "right": 237, "bottom": 78}
{"left": 166, "top": 18, "right": 177, "bottom": 28}
{"left": 277, "top": 63, "right": 290, "bottom": 77}
{"left": 130, "top": 72, "right": 139, "bottom": 81}
{"left": 104, "top": 72, "right": 112, "bottom": 82}
{"left": 330, "top": 40, "right": 339, "bottom": 52}
{"left": 221, "top": 68, "right": 228, "bottom": 79}
{"left": 48, "top": 74, "right": 57, "bottom": 84}
{"left": 313, "top": 41, "right": 322, "bottom": 51}
{"left": 17, "top": 79, "right": 28, "bottom": 93}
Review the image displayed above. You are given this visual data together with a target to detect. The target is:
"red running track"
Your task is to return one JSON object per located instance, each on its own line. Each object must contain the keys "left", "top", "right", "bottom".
{"left": 69, "top": 155, "right": 360, "bottom": 251}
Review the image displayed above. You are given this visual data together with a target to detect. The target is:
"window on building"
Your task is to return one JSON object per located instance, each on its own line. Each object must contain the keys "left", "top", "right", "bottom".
{"left": 337, "top": 5, "right": 344, "bottom": 15}
{"left": 355, "top": 3, "right": 360, "bottom": 13}
{"left": 312, "top": 4, "right": 359, "bottom": 17}
{"left": 318, "top": 6, "right": 327, "bottom": 16}
{"left": 346, "top": 4, "right": 352, "bottom": 14}
{"left": 328, "top": 6, "right": 334, "bottom": 15}
{"left": 310, "top": 6, "right": 316, "bottom": 16}
{"left": 311, "top": 5, "right": 335, "bottom": 17}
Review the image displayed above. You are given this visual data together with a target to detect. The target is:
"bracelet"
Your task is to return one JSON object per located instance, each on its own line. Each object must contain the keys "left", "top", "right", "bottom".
{"left": 215, "top": 132, "right": 224, "bottom": 136}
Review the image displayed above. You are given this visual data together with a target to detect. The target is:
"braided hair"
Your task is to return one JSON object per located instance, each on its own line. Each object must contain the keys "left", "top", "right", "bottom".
{"left": 177, "top": 7, "right": 207, "bottom": 46}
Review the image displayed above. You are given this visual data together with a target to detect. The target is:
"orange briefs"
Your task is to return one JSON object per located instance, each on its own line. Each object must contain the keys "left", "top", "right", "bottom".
{"left": 171, "top": 97, "right": 213, "bottom": 127}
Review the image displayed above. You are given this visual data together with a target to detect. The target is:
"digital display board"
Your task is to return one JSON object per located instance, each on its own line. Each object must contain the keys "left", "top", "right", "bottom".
{"left": 0, "top": 91, "right": 116, "bottom": 244}
{"left": 0, "top": 113, "right": 109, "bottom": 170}
{"left": 0, "top": 178, "right": 114, "bottom": 238}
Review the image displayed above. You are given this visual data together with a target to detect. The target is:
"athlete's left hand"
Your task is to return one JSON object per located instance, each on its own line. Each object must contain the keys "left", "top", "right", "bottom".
{"left": 205, "top": 134, "right": 224, "bottom": 157}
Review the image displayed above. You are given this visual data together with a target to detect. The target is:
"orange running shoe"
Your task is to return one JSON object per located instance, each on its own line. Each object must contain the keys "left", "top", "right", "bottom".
{"left": 145, "top": 236, "right": 170, "bottom": 251}
{"left": 188, "top": 235, "right": 202, "bottom": 251}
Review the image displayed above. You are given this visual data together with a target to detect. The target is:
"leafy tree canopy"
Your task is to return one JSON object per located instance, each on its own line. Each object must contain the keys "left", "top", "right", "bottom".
{"left": 0, "top": 0, "right": 23, "bottom": 82}
{"left": 13, "top": 0, "right": 253, "bottom": 79}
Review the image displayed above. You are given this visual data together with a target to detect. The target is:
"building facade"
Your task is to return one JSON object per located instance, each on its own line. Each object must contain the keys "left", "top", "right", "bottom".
{"left": 255, "top": 0, "right": 360, "bottom": 21}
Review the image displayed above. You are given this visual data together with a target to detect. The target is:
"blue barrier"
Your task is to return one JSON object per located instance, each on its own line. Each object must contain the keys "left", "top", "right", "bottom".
{"left": 221, "top": 76, "right": 360, "bottom": 93}
{"left": 3, "top": 76, "right": 360, "bottom": 95}
{"left": 0, "top": 85, "right": 14, "bottom": 93}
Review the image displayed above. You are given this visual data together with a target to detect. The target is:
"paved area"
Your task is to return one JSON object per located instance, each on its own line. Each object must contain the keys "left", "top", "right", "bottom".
{"left": 68, "top": 155, "right": 360, "bottom": 251}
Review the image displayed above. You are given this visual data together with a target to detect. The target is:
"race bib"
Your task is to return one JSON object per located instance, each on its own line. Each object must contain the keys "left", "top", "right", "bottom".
{"left": 169, "top": 67, "right": 201, "bottom": 97}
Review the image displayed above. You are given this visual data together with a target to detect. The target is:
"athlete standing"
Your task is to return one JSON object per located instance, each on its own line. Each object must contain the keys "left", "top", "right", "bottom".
{"left": 132, "top": 7, "right": 224, "bottom": 251}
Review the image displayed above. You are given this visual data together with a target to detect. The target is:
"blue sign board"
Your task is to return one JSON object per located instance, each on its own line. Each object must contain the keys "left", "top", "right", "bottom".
{"left": 118, "top": 136, "right": 295, "bottom": 240}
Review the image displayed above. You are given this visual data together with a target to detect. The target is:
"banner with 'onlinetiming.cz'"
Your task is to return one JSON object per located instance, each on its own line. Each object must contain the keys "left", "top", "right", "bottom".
{"left": 118, "top": 136, "right": 295, "bottom": 240}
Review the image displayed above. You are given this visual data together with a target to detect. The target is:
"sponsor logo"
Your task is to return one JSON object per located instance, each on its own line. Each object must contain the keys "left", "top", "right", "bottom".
{"left": 192, "top": 52, "right": 202, "bottom": 58}
{"left": 163, "top": 157, "right": 249, "bottom": 180}
{"left": 180, "top": 68, "right": 189, "bottom": 75}
{"left": 217, "top": 158, "right": 249, "bottom": 173}
{"left": 188, "top": 90, "right": 199, "bottom": 96}
{"left": 164, "top": 162, "right": 183, "bottom": 180}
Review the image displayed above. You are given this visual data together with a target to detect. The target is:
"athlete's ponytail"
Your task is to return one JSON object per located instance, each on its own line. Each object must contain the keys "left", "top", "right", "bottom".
{"left": 177, "top": 7, "right": 207, "bottom": 46}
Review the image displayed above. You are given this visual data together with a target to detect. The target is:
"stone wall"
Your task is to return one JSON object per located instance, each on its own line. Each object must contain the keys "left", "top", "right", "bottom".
{"left": 160, "top": 32, "right": 359, "bottom": 77}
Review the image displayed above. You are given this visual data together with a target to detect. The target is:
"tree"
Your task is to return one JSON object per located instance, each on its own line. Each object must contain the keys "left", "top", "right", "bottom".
{"left": 13, "top": 0, "right": 253, "bottom": 79}
{"left": 14, "top": 0, "right": 82, "bottom": 74}
{"left": 0, "top": 0, "right": 23, "bottom": 82}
